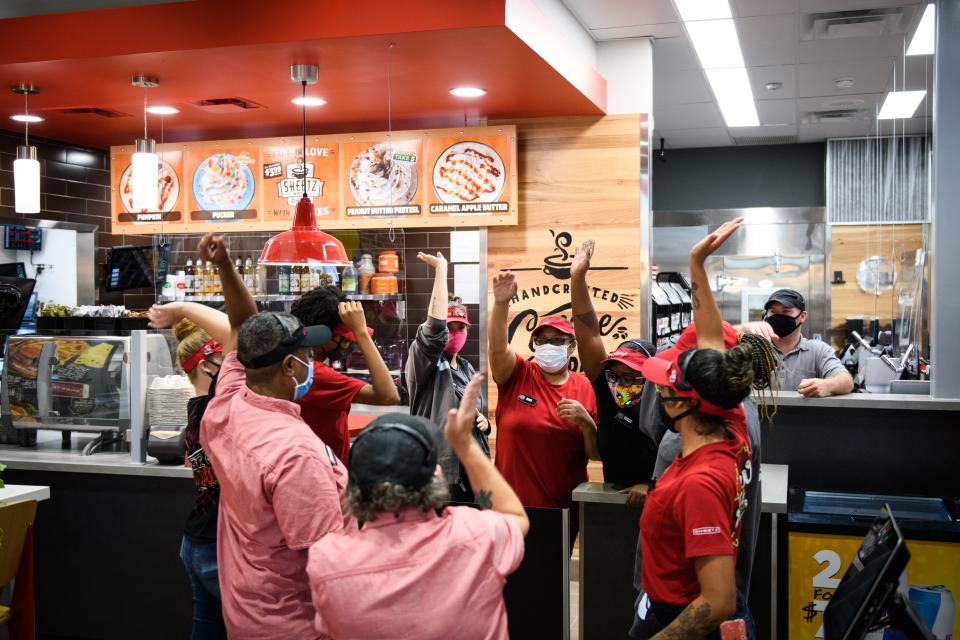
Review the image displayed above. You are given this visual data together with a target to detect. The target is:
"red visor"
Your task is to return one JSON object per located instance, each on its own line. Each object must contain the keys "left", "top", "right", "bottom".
{"left": 659, "top": 320, "right": 741, "bottom": 362}
{"left": 182, "top": 339, "right": 222, "bottom": 374}
{"left": 532, "top": 316, "right": 575, "bottom": 337}
{"left": 642, "top": 350, "right": 730, "bottom": 417}
{"left": 446, "top": 303, "right": 471, "bottom": 327}
{"left": 333, "top": 324, "right": 375, "bottom": 343}
{"left": 601, "top": 348, "right": 649, "bottom": 373}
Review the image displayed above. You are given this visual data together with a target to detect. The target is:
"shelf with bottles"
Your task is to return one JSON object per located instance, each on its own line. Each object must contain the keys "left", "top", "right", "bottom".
{"left": 180, "top": 292, "right": 404, "bottom": 304}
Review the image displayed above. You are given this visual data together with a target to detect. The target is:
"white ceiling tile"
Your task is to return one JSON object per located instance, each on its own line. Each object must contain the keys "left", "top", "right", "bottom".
{"left": 757, "top": 99, "right": 797, "bottom": 124}
{"left": 798, "top": 36, "right": 906, "bottom": 64}
{"left": 738, "top": 14, "right": 798, "bottom": 66}
{"left": 750, "top": 65, "right": 797, "bottom": 99}
{"left": 654, "top": 67, "right": 713, "bottom": 105}
{"left": 653, "top": 37, "right": 699, "bottom": 71}
{"left": 798, "top": 57, "right": 897, "bottom": 96}
{"left": 797, "top": 120, "right": 878, "bottom": 142}
{"left": 658, "top": 127, "right": 733, "bottom": 148}
{"left": 592, "top": 23, "right": 683, "bottom": 40}
{"left": 561, "top": 0, "right": 677, "bottom": 30}
{"left": 653, "top": 101, "right": 725, "bottom": 129}
{"left": 734, "top": 0, "right": 798, "bottom": 17}
{"left": 729, "top": 124, "right": 798, "bottom": 137}
{"left": 799, "top": 0, "right": 921, "bottom": 13}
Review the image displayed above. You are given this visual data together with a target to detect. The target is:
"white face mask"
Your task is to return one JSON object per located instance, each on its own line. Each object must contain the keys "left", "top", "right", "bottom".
{"left": 534, "top": 343, "right": 570, "bottom": 374}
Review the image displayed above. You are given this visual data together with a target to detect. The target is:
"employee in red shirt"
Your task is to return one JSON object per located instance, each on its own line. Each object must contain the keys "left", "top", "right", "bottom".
{"left": 290, "top": 286, "right": 401, "bottom": 462}
{"left": 631, "top": 219, "right": 756, "bottom": 640}
{"left": 489, "top": 271, "right": 599, "bottom": 546}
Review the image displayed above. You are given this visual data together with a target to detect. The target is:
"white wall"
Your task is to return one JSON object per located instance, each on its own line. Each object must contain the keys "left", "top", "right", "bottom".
{"left": 0, "top": 228, "right": 78, "bottom": 306}
{"left": 530, "top": 0, "right": 598, "bottom": 67}
{"left": 598, "top": 38, "right": 654, "bottom": 115}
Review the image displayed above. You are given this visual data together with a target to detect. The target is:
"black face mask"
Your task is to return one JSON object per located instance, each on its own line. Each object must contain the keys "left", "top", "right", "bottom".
{"left": 764, "top": 313, "right": 800, "bottom": 338}
{"left": 658, "top": 400, "right": 698, "bottom": 433}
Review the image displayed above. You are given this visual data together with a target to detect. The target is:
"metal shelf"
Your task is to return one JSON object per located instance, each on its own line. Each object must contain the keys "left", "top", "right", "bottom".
{"left": 344, "top": 293, "right": 404, "bottom": 301}
{"left": 181, "top": 293, "right": 404, "bottom": 303}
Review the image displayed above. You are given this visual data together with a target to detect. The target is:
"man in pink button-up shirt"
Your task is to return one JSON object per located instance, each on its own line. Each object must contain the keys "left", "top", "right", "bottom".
{"left": 196, "top": 233, "right": 351, "bottom": 639}
{"left": 308, "top": 373, "right": 529, "bottom": 640}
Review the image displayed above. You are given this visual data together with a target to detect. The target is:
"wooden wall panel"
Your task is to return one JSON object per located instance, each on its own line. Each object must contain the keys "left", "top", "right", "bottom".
{"left": 829, "top": 223, "right": 926, "bottom": 346}
{"left": 486, "top": 115, "right": 645, "bottom": 463}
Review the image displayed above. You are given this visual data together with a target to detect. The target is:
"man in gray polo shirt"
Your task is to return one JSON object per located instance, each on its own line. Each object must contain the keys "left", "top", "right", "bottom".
{"left": 739, "top": 289, "right": 854, "bottom": 397}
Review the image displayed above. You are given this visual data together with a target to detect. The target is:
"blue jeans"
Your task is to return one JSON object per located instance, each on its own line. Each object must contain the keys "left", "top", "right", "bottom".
{"left": 179, "top": 537, "right": 228, "bottom": 640}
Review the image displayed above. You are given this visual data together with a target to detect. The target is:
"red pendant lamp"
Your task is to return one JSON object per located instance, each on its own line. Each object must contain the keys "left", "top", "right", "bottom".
{"left": 259, "top": 64, "right": 350, "bottom": 266}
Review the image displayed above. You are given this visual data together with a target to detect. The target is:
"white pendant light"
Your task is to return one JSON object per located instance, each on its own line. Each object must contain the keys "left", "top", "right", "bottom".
{"left": 11, "top": 84, "right": 40, "bottom": 214}
{"left": 131, "top": 75, "right": 160, "bottom": 212}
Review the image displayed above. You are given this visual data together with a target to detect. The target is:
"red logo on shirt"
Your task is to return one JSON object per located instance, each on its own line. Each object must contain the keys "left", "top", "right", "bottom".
{"left": 691, "top": 526, "right": 722, "bottom": 536}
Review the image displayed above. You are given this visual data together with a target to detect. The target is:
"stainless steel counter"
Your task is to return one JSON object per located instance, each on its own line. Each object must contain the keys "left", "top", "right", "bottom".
{"left": 772, "top": 390, "right": 960, "bottom": 411}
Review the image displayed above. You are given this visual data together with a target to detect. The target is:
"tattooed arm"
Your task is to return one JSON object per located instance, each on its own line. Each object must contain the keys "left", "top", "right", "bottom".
{"left": 445, "top": 373, "right": 530, "bottom": 535}
{"left": 570, "top": 240, "right": 608, "bottom": 380}
{"left": 688, "top": 219, "right": 743, "bottom": 353}
{"left": 651, "top": 555, "right": 737, "bottom": 639}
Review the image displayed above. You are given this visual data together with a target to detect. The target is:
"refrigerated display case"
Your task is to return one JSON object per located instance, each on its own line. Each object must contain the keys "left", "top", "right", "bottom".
{"left": 0, "top": 331, "right": 174, "bottom": 456}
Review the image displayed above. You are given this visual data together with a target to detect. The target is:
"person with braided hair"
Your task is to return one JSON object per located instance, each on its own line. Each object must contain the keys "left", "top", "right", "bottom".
{"left": 630, "top": 219, "right": 758, "bottom": 640}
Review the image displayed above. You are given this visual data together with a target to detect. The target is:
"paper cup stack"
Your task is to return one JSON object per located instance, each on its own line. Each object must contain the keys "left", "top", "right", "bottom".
{"left": 148, "top": 374, "right": 194, "bottom": 428}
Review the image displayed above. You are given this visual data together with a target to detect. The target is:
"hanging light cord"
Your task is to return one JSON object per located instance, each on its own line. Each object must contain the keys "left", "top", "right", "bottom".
{"left": 143, "top": 85, "right": 149, "bottom": 140}
{"left": 23, "top": 92, "right": 30, "bottom": 147}
{"left": 302, "top": 79, "right": 308, "bottom": 197}
{"left": 387, "top": 42, "right": 396, "bottom": 243}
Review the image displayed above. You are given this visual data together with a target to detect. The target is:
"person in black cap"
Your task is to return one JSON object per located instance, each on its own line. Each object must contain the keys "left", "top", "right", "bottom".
{"left": 188, "top": 233, "right": 352, "bottom": 639}
{"left": 305, "top": 373, "right": 529, "bottom": 639}
{"left": 738, "top": 288, "right": 853, "bottom": 397}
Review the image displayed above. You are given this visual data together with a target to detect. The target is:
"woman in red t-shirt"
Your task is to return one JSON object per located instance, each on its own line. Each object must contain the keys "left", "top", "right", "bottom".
{"left": 632, "top": 219, "right": 758, "bottom": 640}
{"left": 488, "top": 271, "right": 599, "bottom": 546}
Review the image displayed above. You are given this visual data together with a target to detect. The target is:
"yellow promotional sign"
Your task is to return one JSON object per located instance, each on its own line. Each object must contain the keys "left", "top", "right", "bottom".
{"left": 788, "top": 531, "right": 960, "bottom": 639}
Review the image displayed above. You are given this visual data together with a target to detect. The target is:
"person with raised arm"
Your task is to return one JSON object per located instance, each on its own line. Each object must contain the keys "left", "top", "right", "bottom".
{"left": 570, "top": 239, "right": 660, "bottom": 507}
{"left": 306, "top": 372, "right": 527, "bottom": 640}
{"left": 187, "top": 233, "right": 351, "bottom": 639}
{"left": 406, "top": 250, "right": 490, "bottom": 502}
{"left": 631, "top": 219, "right": 758, "bottom": 640}
{"left": 489, "top": 270, "right": 598, "bottom": 548}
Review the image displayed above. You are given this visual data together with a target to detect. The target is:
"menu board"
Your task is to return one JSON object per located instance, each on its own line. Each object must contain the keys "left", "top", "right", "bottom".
{"left": 262, "top": 143, "right": 339, "bottom": 223}
{"left": 111, "top": 150, "right": 185, "bottom": 228}
{"left": 110, "top": 125, "right": 517, "bottom": 234}
{"left": 186, "top": 147, "right": 260, "bottom": 224}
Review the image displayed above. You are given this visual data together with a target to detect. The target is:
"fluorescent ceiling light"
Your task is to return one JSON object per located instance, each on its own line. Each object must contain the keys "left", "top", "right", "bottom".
{"left": 878, "top": 90, "right": 926, "bottom": 119}
{"left": 145, "top": 105, "right": 178, "bottom": 115}
{"left": 685, "top": 19, "right": 745, "bottom": 69}
{"left": 906, "top": 3, "right": 934, "bottom": 56}
{"left": 450, "top": 87, "right": 486, "bottom": 98}
{"left": 291, "top": 96, "right": 326, "bottom": 107}
{"left": 674, "top": 0, "right": 731, "bottom": 22}
{"left": 704, "top": 67, "right": 759, "bottom": 127}
{"left": 10, "top": 114, "right": 43, "bottom": 123}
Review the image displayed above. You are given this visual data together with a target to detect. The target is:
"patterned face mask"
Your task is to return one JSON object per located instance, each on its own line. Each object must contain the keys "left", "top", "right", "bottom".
{"left": 605, "top": 370, "right": 645, "bottom": 408}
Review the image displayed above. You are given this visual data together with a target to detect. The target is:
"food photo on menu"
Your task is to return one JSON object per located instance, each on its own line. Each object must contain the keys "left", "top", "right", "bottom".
{"left": 189, "top": 150, "right": 259, "bottom": 222}
{"left": 429, "top": 138, "right": 510, "bottom": 215}
{"left": 345, "top": 141, "right": 421, "bottom": 216}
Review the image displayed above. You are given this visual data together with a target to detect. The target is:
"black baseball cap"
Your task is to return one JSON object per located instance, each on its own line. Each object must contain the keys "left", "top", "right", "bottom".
{"left": 348, "top": 413, "right": 441, "bottom": 493}
{"left": 237, "top": 312, "right": 332, "bottom": 369}
{"left": 764, "top": 289, "right": 805, "bottom": 312}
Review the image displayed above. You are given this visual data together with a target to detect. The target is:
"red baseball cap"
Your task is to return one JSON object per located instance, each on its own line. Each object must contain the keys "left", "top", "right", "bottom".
{"left": 601, "top": 348, "right": 649, "bottom": 373}
{"left": 446, "top": 301, "right": 471, "bottom": 327}
{"left": 642, "top": 349, "right": 730, "bottom": 418}
{"left": 333, "top": 324, "right": 375, "bottom": 343}
{"left": 532, "top": 316, "right": 575, "bottom": 337}
{"left": 659, "top": 320, "right": 740, "bottom": 362}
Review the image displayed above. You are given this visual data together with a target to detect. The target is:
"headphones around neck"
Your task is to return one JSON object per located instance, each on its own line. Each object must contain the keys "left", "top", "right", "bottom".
{"left": 674, "top": 349, "right": 698, "bottom": 392}
{"left": 618, "top": 339, "right": 654, "bottom": 358}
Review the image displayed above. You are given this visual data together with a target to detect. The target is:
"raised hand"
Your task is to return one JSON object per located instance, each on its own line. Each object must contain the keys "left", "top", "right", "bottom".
{"left": 445, "top": 372, "right": 485, "bottom": 451}
{"left": 570, "top": 240, "right": 595, "bottom": 280}
{"left": 338, "top": 301, "right": 367, "bottom": 335}
{"left": 690, "top": 217, "right": 743, "bottom": 265}
{"left": 147, "top": 303, "right": 179, "bottom": 329}
{"left": 492, "top": 271, "right": 518, "bottom": 304}
{"left": 197, "top": 233, "right": 229, "bottom": 266}
{"left": 417, "top": 251, "right": 448, "bottom": 272}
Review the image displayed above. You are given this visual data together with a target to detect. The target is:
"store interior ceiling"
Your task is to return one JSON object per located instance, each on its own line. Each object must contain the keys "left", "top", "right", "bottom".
{"left": 0, "top": 0, "right": 936, "bottom": 151}
{"left": 561, "top": 0, "right": 934, "bottom": 148}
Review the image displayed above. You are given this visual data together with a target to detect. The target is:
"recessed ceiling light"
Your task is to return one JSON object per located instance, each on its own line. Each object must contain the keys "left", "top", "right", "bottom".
{"left": 834, "top": 77, "right": 855, "bottom": 89}
{"left": 907, "top": 3, "right": 934, "bottom": 56}
{"left": 10, "top": 114, "right": 43, "bottom": 123}
{"left": 291, "top": 96, "right": 326, "bottom": 107}
{"left": 765, "top": 82, "right": 782, "bottom": 91}
{"left": 673, "top": 0, "right": 731, "bottom": 22}
{"left": 450, "top": 87, "right": 486, "bottom": 98}
{"left": 878, "top": 90, "right": 926, "bottom": 119}
{"left": 145, "top": 105, "right": 179, "bottom": 115}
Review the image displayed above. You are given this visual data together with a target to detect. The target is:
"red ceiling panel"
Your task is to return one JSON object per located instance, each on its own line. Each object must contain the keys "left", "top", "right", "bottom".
{"left": 0, "top": 0, "right": 606, "bottom": 150}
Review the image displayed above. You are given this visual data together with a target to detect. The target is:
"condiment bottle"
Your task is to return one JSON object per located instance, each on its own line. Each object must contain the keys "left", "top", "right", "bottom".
{"left": 278, "top": 266, "right": 290, "bottom": 294}
{"left": 341, "top": 262, "right": 358, "bottom": 293}
{"left": 184, "top": 259, "right": 195, "bottom": 296}
{"left": 358, "top": 254, "right": 376, "bottom": 294}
